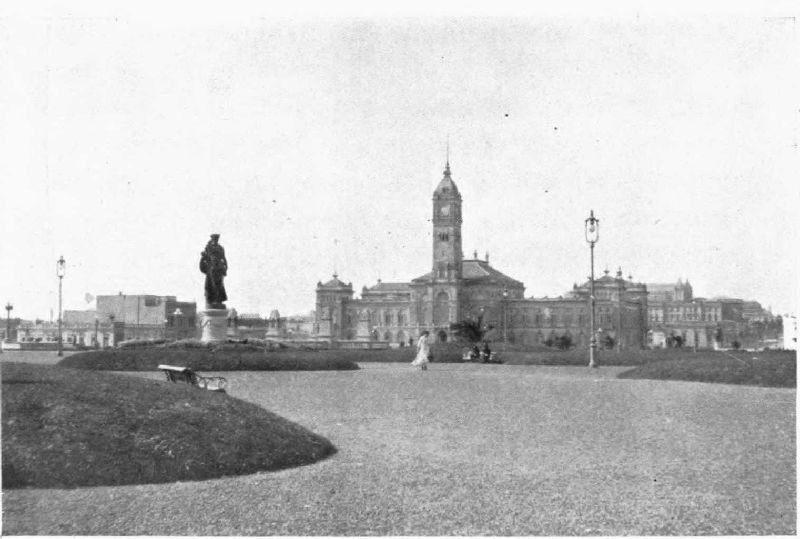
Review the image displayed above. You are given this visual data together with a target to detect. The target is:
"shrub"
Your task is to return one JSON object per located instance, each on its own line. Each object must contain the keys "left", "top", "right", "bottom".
{"left": 118, "top": 338, "right": 168, "bottom": 349}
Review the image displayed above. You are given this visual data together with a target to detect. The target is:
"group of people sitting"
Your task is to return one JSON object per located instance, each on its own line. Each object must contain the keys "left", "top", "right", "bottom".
{"left": 467, "top": 341, "right": 496, "bottom": 363}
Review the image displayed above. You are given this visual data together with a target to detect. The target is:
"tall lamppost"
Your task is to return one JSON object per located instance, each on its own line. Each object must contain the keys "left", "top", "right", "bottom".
{"left": 2, "top": 301, "right": 11, "bottom": 354}
{"left": 502, "top": 288, "right": 509, "bottom": 352}
{"left": 56, "top": 256, "right": 66, "bottom": 357}
{"left": 585, "top": 211, "right": 600, "bottom": 368}
{"left": 108, "top": 314, "right": 115, "bottom": 348}
{"left": 173, "top": 308, "right": 183, "bottom": 340}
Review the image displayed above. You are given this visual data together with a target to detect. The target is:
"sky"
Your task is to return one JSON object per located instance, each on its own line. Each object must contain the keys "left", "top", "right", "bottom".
{"left": 1, "top": 2, "right": 798, "bottom": 321}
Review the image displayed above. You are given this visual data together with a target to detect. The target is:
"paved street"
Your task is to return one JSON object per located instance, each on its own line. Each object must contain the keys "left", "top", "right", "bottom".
{"left": 2, "top": 354, "right": 796, "bottom": 535}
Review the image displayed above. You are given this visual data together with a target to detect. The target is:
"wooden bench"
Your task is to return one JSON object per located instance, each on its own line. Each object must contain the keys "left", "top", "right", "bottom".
{"left": 158, "top": 364, "right": 227, "bottom": 392}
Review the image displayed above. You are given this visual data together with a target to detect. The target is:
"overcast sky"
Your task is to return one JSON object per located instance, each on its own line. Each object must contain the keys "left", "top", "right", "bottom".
{"left": 1, "top": 2, "right": 798, "bottom": 320}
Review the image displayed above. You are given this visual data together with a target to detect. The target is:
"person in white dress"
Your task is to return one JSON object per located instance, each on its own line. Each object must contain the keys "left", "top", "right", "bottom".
{"left": 411, "top": 330, "right": 431, "bottom": 370}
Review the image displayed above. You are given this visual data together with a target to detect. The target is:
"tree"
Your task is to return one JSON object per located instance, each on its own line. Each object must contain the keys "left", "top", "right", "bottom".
{"left": 450, "top": 312, "right": 493, "bottom": 343}
{"left": 714, "top": 327, "right": 724, "bottom": 345}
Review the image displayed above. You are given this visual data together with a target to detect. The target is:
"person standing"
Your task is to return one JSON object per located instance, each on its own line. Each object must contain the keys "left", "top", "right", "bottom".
{"left": 411, "top": 330, "right": 430, "bottom": 370}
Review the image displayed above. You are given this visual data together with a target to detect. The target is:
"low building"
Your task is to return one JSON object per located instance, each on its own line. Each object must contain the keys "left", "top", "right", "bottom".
{"left": 96, "top": 293, "right": 197, "bottom": 341}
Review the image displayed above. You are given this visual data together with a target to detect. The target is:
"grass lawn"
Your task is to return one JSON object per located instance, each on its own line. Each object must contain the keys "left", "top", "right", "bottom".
{"left": 1, "top": 362, "right": 335, "bottom": 488}
{"left": 617, "top": 350, "right": 796, "bottom": 387}
{"left": 3, "top": 363, "right": 794, "bottom": 535}
{"left": 59, "top": 346, "right": 360, "bottom": 371}
{"left": 341, "top": 342, "right": 797, "bottom": 379}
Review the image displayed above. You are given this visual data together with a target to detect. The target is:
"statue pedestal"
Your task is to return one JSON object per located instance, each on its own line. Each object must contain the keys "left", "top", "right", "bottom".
{"left": 200, "top": 309, "right": 229, "bottom": 343}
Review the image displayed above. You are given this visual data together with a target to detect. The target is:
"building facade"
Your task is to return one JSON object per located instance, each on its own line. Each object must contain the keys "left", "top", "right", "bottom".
{"left": 314, "top": 161, "right": 648, "bottom": 348}
{"left": 95, "top": 293, "right": 197, "bottom": 341}
{"left": 646, "top": 280, "right": 779, "bottom": 349}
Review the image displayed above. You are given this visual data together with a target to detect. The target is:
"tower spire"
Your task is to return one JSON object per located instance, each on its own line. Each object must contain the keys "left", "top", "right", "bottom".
{"left": 444, "top": 136, "right": 451, "bottom": 176}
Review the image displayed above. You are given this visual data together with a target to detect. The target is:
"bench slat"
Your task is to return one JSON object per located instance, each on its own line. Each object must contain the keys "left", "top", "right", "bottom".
{"left": 158, "top": 364, "right": 193, "bottom": 373}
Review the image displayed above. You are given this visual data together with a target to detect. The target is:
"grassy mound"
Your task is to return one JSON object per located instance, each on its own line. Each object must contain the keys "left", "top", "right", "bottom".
{"left": 1, "top": 362, "right": 337, "bottom": 489}
{"left": 121, "top": 337, "right": 291, "bottom": 351}
{"left": 617, "top": 350, "right": 796, "bottom": 387}
{"left": 59, "top": 345, "right": 360, "bottom": 371}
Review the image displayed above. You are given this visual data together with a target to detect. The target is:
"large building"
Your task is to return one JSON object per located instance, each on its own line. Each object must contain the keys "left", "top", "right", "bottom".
{"left": 314, "top": 161, "right": 648, "bottom": 349}
{"left": 645, "top": 279, "right": 779, "bottom": 348}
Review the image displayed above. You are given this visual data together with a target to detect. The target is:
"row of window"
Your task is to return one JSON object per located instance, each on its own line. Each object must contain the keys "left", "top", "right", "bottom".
{"left": 649, "top": 312, "right": 721, "bottom": 322}
{"left": 346, "top": 310, "right": 409, "bottom": 327}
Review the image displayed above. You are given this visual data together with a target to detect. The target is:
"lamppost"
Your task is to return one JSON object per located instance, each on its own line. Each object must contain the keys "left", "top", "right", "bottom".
{"left": 94, "top": 315, "right": 99, "bottom": 349}
{"left": 2, "top": 301, "right": 11, "bottom": 354}
{"left": 502, "top": 288, "right": 509, "bottom": 352}
{"left": 585, "top": 211, "right": 599, "bottom": 368}
{"left": 173, "top": 308, "right": 183, "bottom": 340}
{"left": 56, "top": 256, "right": 66, "bottom": 357}
{"left": 108, "top": 314, "right": 115, "bottom": 348}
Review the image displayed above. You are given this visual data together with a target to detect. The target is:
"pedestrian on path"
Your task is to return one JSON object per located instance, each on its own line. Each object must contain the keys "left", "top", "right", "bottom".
{"left": 411, "top": 330, "right": 430, "bottom": 370}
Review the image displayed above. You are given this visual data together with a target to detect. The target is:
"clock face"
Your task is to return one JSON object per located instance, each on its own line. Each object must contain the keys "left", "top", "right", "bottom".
{"left": 440, "top": 204, "right": 450, "bottom": 217}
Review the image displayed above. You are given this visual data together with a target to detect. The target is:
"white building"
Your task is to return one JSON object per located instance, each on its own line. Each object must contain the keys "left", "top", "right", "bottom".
{"left": 783, "top": 315, "right": 797, "bottom": 351}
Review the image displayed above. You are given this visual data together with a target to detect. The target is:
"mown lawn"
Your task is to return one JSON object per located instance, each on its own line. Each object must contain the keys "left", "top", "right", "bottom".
{"left": 1, "top": 362, "right": 336, "bottom": 488}
{"left": 617, "top": 350, "right": 796, "bottom": 387}
{"left": 59, "top": 346, "right": 360, "bottom": 371}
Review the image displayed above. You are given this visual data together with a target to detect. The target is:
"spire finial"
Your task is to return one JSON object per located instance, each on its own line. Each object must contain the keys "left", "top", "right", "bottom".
{"left": 444, "top": 136, "right": 451, "bottom": 176}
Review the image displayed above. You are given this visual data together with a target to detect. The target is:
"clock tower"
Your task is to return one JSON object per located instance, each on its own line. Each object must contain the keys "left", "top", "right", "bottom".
{"left": 432, "top": 160, "right": 463, "bottom": 280}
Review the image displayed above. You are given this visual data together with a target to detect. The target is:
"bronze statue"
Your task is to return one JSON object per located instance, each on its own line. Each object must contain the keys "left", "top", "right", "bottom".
{"left": 199, "top": 234, "right": 228, "bottom": 309}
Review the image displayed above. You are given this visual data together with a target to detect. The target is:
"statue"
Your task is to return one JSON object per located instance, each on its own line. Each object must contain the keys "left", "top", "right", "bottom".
{"left": 199, "top": 233, "right": 228, "bottom": 309}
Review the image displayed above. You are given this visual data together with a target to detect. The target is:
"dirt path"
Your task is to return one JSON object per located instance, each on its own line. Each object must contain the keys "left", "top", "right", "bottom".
{"left": 3, "top": 362, "right": 795, "bottom": 535}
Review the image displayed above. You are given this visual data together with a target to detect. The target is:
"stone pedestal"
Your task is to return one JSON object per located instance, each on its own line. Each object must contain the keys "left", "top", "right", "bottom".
{"left": 200, "top": 309, "right": 229, "bottom": 343}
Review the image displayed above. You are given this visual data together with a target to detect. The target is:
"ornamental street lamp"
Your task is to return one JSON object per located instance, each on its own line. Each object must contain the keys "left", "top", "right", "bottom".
{"left": 173, "top": 308, "right": 183, "bottom": 339}
{"left": 2, "top": 301, "right": 11, "bottom": 354}
{"left": 56, "top": 256, "right": 66, "bottom": 357}
{"left": 585, "top": 211, "right": 600, "bottom": 368}
{"left": 502, "top": 288, "right": 509, "bottom": 352}
{"left": 108, "top": 314, "right": 115, "bottom": 348}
